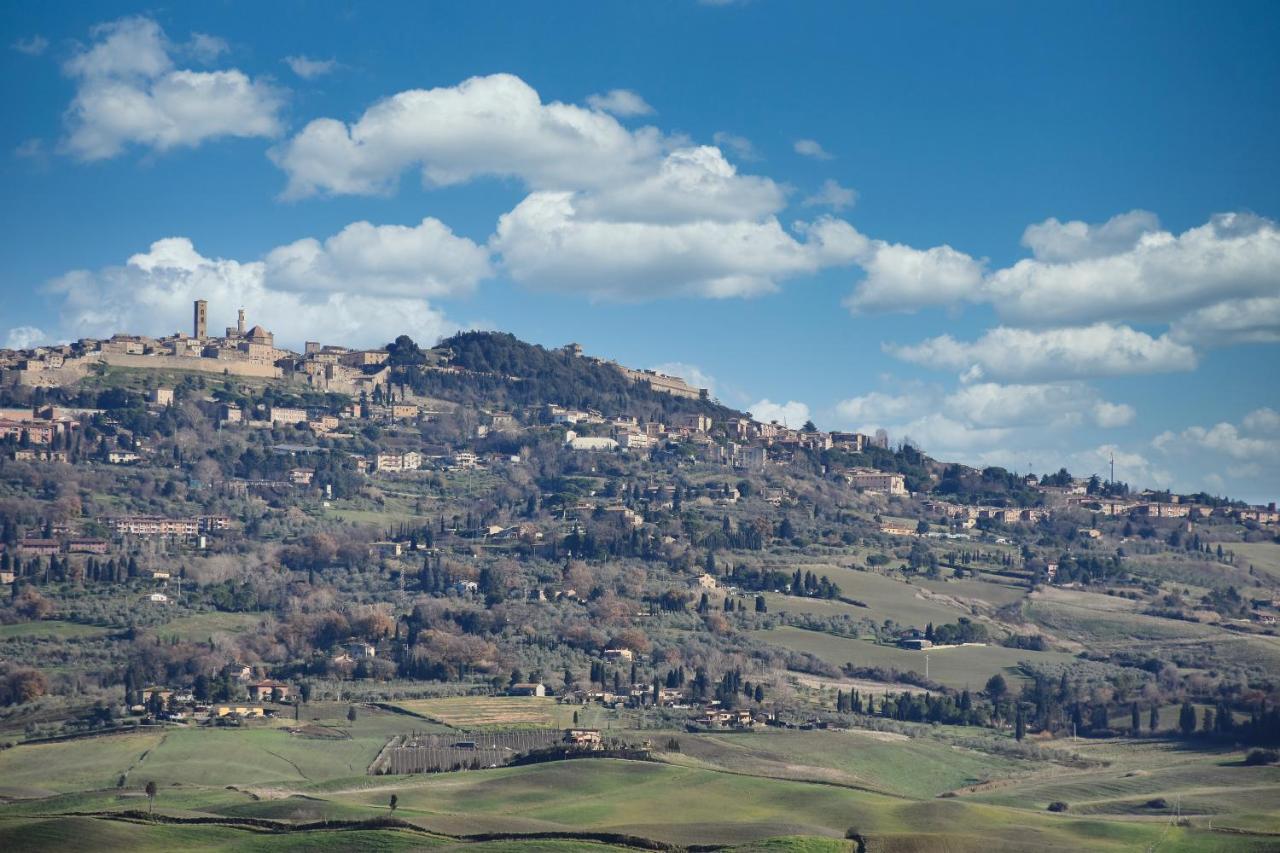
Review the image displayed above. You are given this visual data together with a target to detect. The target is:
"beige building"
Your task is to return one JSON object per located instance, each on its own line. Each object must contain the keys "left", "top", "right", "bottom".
{"left": 846, "top": 470, "right": 907, "bottom": 496}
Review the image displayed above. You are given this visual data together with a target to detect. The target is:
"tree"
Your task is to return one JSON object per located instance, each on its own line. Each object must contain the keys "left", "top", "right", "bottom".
{"left": 299, "top": 682, "right": 313, "bottom": 704}
{"left": 348, "top": 705, "right": 358, "bottom": 724}
{"left": 389, "top": 794, "right": 398, "bottom": 814}
{"left": 985, "top": 673, "right": 1008, "bottom": 701}
{"left": 145, "top": 780, "right": 157, "bottom": 815}
{"left": 1015, "top": 704, "right": 1026, "bottom": 741}
{"left": 1179, "top": 702, "right": 1197, "bottom": 736}
{"left": 1131, "top": 702, "right": 1141, "bottom": 735}
{"left": 1149, "top": 704, "right": 1160, "bottom": 732}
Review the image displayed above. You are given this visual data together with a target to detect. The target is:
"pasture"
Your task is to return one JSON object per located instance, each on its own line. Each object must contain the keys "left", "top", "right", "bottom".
{"left": 0, "top": 620, "right": 111, "bottom": 640}
{"left": 754, "top": 626, "right": 1078, "bottom": 689}
{"left": 0, "top": 726, "right": 1274, "bottom": 851}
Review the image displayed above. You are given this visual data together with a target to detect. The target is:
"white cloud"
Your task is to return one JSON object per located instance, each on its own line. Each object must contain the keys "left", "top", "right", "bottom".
{"left": 1170, "top": 296, "right": 1280, "bottom": 347}
{"left": 62, "top": 17, "right": 284, "bottom": 161}
{"left": 803, "top": 179, "right": 857, "bottom": 211}
{"left": 1242, "top": 408, "right": 1280, "bottom": 433}
{"left": 651, "top": 362, "right": 716, "bottom": 397}
{"left": 846, "top": 241, "right": 985, "bottom": 314}
{"left": 793, "top": 138, "right": 832, "bottom": 160}
{"left": 835, "top": 390, "right": 931, "bottom": 425}
{"left": 186, "top": 33, "right": 229, "bottom": 63}
{"left": 586, "top": 88, "right": 654, "bottom": 117}
{"left": 712, "top": 131, "right": 760, "bottom": 162}
{"left": 42, "top": 222, "right": 486, "bottom": 349}
{"left": 285, "top": 55, "right": 338, "bottom": 79}
{"left": 272, "top": 73, "right": 665, "bottom": 198}
{"left": 750, "top": 399, "right": 810, "bottom": 426}
{"left": 944, "top": 382, "right": 1131, "bottom": 429}
{"left": 1092, "top": 400, "right": 1136, "bottom": 428}
{"left": 986, "top": 212, "right": 1280, "bottom": 326}
{"left": 1154, "top": 420, "right": 1280, "bottom": 462}
{"left": 572, "top": 146, "right": 786, "bottom": 224}
{"left": 12, "top": 35, "right": 49, "bottom": 56}
{"left": 492, "top": 192, "right": 866, "bottom": 299}
{"left": 888, "top": 323, "right": 1197, "bottom": 382}
{"left": 265, "top": 217, "right": 492, "bottom": 298}
{"left": 1020, "top": 209, "right": 1160, "bottom": 263}
{"left": 5, "top": 326, "right": 47, "bottom": 350}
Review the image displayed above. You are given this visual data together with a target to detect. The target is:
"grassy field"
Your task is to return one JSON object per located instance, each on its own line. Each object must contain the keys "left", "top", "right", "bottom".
{"left": 658, "top": 728, "right": 1041, "bottom": 798}
{"left": 754, "top": 625, "right": 1078, "bottom": 689}
{"left": 1229, "top": 541, "right": 1280, "bottom": 582}
{"left": 0, "top": 724, "right": 1274, "bottom": 851}
{"left": 0, "top": 620, "right": 111, "bottom": 640}
{"left": 153, "top": 611, "right": 269, "bottom": 642}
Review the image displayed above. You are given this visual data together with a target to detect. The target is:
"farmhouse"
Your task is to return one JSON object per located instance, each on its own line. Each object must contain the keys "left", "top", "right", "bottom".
{"left": 508, "top": 682, "right": 546, "bottom": 697}
{"left": 247, "top": 679, "right": 292, "bottom": 702}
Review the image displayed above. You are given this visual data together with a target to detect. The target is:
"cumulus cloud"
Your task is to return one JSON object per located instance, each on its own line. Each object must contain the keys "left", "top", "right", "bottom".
{"left": 61, "top": 17, "right": 284, "bottom": 160}
{"left": 265, "top": 217, "right": 492, "bottom": 298}
{"left": 586, "top": 88, "right": 654, "bottom": 117}
{"left": 1243, "top": 408, "right": 1280, "bottom": 433}
{"left": 284, "top": 55, "right": 338, "bottom": 79}
{"left": 1169, "top": 296, "right": 1280, "bottom": 347}
{"left": 887, "top": 323, "right": 1197, "bottom": 382}
{"left": 712, "top": 131, "right": 760, "bottom": 162}
{"left": 12, "top": 35, "right": 49, "bottom": 56}
{"left": 986, "top": 212, "right": 1280, "bottom": 326}
{"left": 5, "top": 326, "right": 47, "bottom": 350}
{"left": 846, "top": 241, "right": 986, "bottom": 314}
{"left": 793, "top": 138, "right": 832, "bottom": 160}
{"left": 272, "top": 73, "right": 665, "bottom": 198}
{"left": 944, "top": 382, "right": 1132, "bottom": 429}
{"left": 1092, "top": 400, "right": 1136, "bottom": 428}
{"left": 750, "top": 399, "right": 810, "bottom": 426}
{"left": 843, "top": 210, "right": 1280, "bottom": 357}
{"left": 492, "top": 192, "right": 866, "bottom": 299}
{"left": 803, "top": 178, "right": 857, "bottom": 211}
{"left": 42, "top": 221, "right": 489, "bottom": 348}
{"left": 1154, "top": 418, "right": 1280, "bottom": 462}
{"left": 185, "top": 33, "right": 229, "bottom": 63}
{"left": 835, "top": 390, "right": 931, "bottom": 425}
{"left": 1020, "top": 209, "right": 1161, "bottom": 263}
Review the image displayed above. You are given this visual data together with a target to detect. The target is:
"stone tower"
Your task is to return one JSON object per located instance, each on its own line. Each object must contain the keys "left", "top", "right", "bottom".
{"left": 193, "top": 299, "right": 207, "bottom": 339}
{"left": 237, "top": 308, "right": 246, "bottom": 336}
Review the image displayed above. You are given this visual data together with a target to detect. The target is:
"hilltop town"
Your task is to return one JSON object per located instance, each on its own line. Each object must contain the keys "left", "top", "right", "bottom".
{"left": 0, "top": 304, "right": 1278, "bottom": 850}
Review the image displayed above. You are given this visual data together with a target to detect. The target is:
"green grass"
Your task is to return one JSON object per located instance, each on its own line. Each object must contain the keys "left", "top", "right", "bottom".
{"left": 1229, "top": 541, "right": 1280, "bottom": 583}
{"left": 755, "top": 625, "right": 1078, "bottom": 689}
{"left": 1, "top": 734, "right": 1275, "bottom": 851}
{"left": 153, "top": 611, "right": 269, "bottom": 642}
{"left": 659, "top": 729, "right": 1039, "bottom": 798}
{"left": 0, "top": 620, "right": 111, "bottom": 640}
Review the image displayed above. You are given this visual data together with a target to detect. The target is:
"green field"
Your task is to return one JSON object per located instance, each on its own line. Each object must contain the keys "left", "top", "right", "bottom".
{"left": 0, "top": 722, "right": 1274, "bottom": 852}
{"left": 754, "top": 625, "right": 1078, "bottom": 689}
{"left": 154, "top": 611, "right": 269, "bottom": 642}
{"left": 1229, "top": 541, "right": 1280, "bottom": 583}
{"left": 659, "top": 728, "right": 1040, "bottom": 798}
{"left": 0, "top": 620, "right": 111, "bottom": 640}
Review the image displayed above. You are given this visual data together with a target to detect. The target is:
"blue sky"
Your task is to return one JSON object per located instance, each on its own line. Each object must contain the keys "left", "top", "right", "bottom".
{"left": 2, "top": 1, "right": 1278, "bottom": 502}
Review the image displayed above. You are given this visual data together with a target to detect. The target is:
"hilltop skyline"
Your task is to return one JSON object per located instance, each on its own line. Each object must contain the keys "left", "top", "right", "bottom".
{"left": 3, "top": 2, "right": 1279, "bottom": 502}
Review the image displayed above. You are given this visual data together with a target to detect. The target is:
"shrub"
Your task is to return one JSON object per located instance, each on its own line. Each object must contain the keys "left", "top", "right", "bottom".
{"left": 1047, "top": 801, "right": 1069, "bottom": 812}
{"left": 1244, "top": 749, "right": 1278, "bottom": 766}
